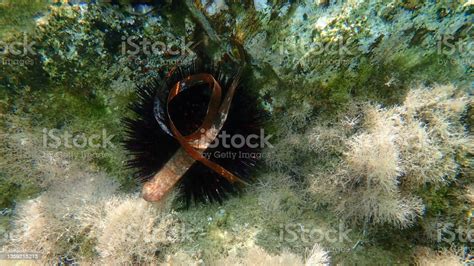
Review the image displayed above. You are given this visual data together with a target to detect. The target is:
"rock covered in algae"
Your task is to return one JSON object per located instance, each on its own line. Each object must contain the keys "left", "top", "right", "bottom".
{"left": 0, "top": 1, "right": 473, "bottom": 265}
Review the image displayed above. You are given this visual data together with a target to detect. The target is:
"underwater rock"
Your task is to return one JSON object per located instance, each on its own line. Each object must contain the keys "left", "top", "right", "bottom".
{"left": 0, "top": 0, "right": 472, "bottom": 265}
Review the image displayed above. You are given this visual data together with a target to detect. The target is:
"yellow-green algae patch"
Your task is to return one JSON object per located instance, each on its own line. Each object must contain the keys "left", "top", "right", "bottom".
{"left": 0, "top": 1, "right": 472, "bottom": 264}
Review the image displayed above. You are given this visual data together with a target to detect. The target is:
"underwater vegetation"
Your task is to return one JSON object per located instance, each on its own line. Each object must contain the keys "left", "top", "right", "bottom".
{"left": 0, "top": 0, "right": 472, "bottom": 265}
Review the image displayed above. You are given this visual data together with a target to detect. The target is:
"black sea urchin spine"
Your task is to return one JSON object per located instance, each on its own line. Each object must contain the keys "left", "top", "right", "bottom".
{"left": 123, "top": 61, "right": 265, "bottom": 204}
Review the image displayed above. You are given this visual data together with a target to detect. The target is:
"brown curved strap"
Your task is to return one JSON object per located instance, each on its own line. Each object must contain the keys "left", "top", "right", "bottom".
{"left": 166, "top": 72, "right": 248, "bottom": 185}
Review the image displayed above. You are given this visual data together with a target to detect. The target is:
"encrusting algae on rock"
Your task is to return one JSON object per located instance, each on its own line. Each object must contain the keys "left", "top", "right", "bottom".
{"left": 0, "top": 0, "right": 472, "bottom": 265}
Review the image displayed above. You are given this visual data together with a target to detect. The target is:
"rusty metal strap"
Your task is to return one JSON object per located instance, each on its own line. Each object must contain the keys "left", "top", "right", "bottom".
{"left": 165, "top": 72, "right": 247, "bottom": 185}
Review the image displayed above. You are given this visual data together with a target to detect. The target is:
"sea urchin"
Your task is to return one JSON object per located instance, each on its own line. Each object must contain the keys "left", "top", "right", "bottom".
{"left": 123, "top": 60, "right": 264, "bottom": 204}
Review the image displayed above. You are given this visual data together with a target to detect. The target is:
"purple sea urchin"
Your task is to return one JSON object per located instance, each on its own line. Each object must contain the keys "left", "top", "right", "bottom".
{"left": 123, "top": 60, "right": 264, "bottom": 204}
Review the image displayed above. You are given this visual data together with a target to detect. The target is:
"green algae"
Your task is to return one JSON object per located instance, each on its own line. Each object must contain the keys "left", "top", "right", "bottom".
{"left": 0, "top": 1, "right": 472, "bottom": 264}
{"left": 0, "top": 177, "right": 40, "bottom": 209}
{"left": 0, "top": 1, "right": 49, "bottom": 39}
